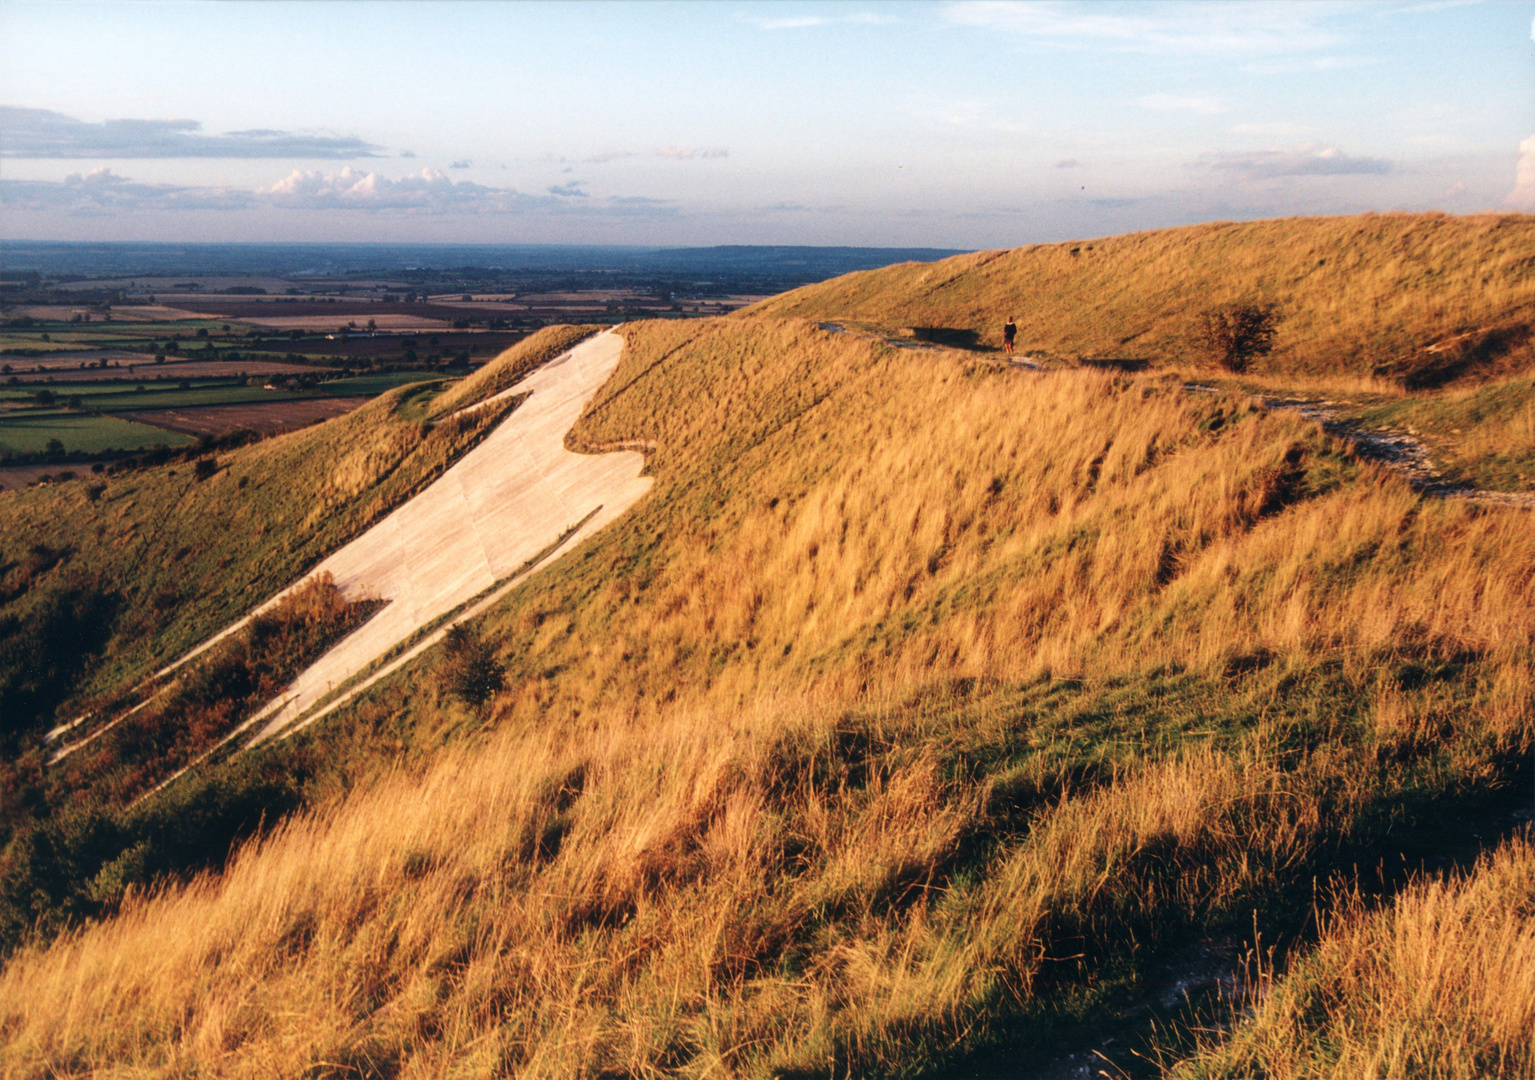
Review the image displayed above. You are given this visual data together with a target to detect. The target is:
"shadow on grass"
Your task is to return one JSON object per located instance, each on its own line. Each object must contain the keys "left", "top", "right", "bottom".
{"left": 909, "top": 327, "right": 989, "bottom": 351}
{"left": 1077, "top": 357, "right": 1151, "bottom": 373}
{"left": 928, "top": 751, "right": 1534, "bottom": 1080}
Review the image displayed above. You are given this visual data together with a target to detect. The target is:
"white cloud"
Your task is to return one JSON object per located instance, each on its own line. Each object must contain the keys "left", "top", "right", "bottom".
{"left": 923, "top": 98, "right": 1035, "bottom": 135}
{"left": 64, "top": 166, "right": 128, "bottom": 189}
{"left": 1137, "top": 93, "right": 1224, "bottom": 114}
{"left": 756, "top": 16, "right": 826, "bottom": 29}
{"left": 1506, "top": 135, "right": 1535, "bottom": 210}
{"left": 257, "top": 166, "right": 546, "bottom": 211}
{"left": 656, "top": 146, "right": 729, "bottom": 160}
{"left": 1232, "top": 122, "right": 1310, "bottom": 136}
{"left": 1201, "top": 142, "right": 1391, "bottom": 179}
{"left": 576, "top": 147, "right": 727, "bottom": 163}
{"left": 1, "top": 106, "right": 382, "bottom": 159}
{"left": 1308, "top": 54, "right": 1378, "bottom": 70}
{"left": 2, "top": 167, "right": 682, "bottom": 220}
{"left": 944, "top": 1, "right": 1346, "bottom": 56}
{"left": 1, "top": 166, "right": 255, "bottom": 212}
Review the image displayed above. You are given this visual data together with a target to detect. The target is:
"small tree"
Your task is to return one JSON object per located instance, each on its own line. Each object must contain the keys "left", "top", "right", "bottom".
{"left": 1194, "top": 301, "right": 1279, "bottom": 373}
{"left": 439, "top": 624, "right": 504, "bottom": 707}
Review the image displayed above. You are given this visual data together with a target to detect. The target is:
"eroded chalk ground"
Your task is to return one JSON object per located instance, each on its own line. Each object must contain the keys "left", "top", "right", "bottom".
{"left": 247, "top": 328, "right": 650, "bottom": 743}
{"left": 131, "top": 329, "right": 649, "bottom": 767}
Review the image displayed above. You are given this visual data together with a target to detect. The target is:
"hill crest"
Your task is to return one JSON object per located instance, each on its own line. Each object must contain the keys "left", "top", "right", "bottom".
{"left": 747, "top": 212, "right": 1535, "bottom": 385}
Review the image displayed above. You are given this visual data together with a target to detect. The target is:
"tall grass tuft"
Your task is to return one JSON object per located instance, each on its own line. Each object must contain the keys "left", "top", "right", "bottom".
{"left": 1168, "top": 836, "right": 1535, "bottom": 1080}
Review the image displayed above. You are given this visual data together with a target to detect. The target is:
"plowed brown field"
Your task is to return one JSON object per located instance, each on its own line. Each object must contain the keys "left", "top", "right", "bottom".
{"left": 121, "top": 398, "right": 363, "bottom": 437}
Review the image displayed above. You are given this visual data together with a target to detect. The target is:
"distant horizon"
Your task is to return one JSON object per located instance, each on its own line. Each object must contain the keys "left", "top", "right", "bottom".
{"left": 0, "top": 239, "right": 974, "bottom": 251}
{"left": 0, "top": 238, "right": 973, "bottom": 282}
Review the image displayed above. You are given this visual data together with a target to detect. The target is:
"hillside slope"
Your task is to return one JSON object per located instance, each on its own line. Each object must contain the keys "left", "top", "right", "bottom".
{"left": 3, "top": 315, "right": 1530, "bottom": 1078}
{"left": 747, "top": 213, "right": 1535, "bottom": 384}
{"left": 0, "top": 325, "right": 590, "bottom": 738}
{"left": 0, "top": 327, "right": 600, "bottom": 945}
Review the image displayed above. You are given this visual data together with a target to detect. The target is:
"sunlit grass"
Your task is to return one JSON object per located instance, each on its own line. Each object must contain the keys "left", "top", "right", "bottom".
{"left": 1168, "top": 836, "right": 1535, "bottom": 1080}
{"left": 1, "top": 315, "right": 1528, "bottom": 1076}
{"left": 749, "top": 213, "right": 1535, "bottom": 384}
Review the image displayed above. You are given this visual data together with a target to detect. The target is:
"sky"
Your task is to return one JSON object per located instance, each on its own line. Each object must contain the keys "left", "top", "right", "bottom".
{"left": 2, "top": 0, "right": 1532, "bottom": 248}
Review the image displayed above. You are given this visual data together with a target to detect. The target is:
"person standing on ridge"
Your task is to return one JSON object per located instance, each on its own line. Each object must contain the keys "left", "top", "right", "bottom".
{"left": 1003, "top": 316, "right": 1017, "bottom": 357}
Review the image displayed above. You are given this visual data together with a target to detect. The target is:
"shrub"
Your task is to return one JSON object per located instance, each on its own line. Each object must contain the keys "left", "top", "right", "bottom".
{"left": 439, "top": 625, "right": 504, "bottom": 707}
{"left": 1194, "top": 300, "right": 1280, "bottom": 372}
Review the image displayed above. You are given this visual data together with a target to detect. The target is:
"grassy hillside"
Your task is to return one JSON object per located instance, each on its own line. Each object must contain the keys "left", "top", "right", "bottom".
{"left": 427, "top": 323, "right": 597, "bottom": 417}
{"left": 2, "top": 315, "right": 1528, "bottom": 1076}
{"left": 0, "top": 328, "right": 593, "bottom": 733}
{"left": 747, "top": 213, "right": 1535, "bottom": 385}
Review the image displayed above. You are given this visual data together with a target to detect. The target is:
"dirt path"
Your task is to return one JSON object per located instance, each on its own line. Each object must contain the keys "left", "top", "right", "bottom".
{"left": 817, "top": 322, "right": 1530, "bottom": 508}
{"left": 1241, "top": 393, "right": 1535, "bottom": 510}
{"left": 146, "top": 329, "right": 650, "bottom": 765}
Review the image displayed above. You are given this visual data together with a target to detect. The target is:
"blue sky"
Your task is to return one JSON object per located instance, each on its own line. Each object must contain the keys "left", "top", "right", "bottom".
{"left": 2, "top": 0, "right": 1532, "bottom": 247}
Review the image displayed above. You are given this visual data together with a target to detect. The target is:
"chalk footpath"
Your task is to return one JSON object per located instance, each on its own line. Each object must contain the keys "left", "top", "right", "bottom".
{"left": 236, "top": 328, "right": 649, "bottom": 744}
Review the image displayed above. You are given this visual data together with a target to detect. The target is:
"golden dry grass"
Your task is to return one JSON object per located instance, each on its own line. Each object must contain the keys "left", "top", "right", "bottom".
{"left": 0, "top": 691, "right": 1430, "bottom": 1077}
{"left": 747, "top": 213, "right": 1535, "bottom": 381}
{"left": 532, "top": 319, "right": 1534, "bottom": 727}
{"left": 428, "top": 325, "right": 597, "bottom": 418}
{"left": 1, "top": 315, "right": 1530, "bottom": 1076}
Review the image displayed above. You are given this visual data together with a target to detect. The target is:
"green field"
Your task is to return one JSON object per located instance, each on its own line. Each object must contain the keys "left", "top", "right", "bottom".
{"left": 0, "top": 382, "right": 150, "bottom": 400}
{"left": 0, "top": 321, "right": 249, "bottom": 353}
{"left": 0, "top": 373, "right": 447, "bottom": 457}
{"left": 0, "top": 412, "right": 193, "bottom": 455}
{"left": 316, "top": 370, "right": 445, "bottom": 395}
{"left": 1, "top": 371, "right": 438, "bottom": 402}
{"left": 3, "top": 384, "right": 308, "bottom": 413}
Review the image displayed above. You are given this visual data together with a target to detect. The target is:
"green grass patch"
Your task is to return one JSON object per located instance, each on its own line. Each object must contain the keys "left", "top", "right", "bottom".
{"left": 317, "top": 371, "right": 444, "bottom": 396}
{"left": 0, "top": 339, "right": 87, "bottom": 355}
{"left": 1357, "top": 373, "right": 1535, "bottom": 491}
{"left": 0, "top": 383, "right": 153, "bottom": 401}
{"left": 0, "top": 413, "right": 192, "bottom": 455}
{"left": 0, "top": 376, "right": 441, "bottom": 418}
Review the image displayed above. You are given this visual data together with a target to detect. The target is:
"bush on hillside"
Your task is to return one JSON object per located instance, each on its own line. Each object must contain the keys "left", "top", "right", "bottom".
{"left": 439, "top": 625, "right": 504, "bottom": 707}
{"left": 1195, "top": 301, "right": 1280, "bottom": 373}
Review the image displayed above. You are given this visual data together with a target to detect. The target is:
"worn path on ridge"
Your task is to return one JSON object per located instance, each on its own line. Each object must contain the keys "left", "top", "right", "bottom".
{"left": 817, "top": 323, "right": 1532, "bottom": 510}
